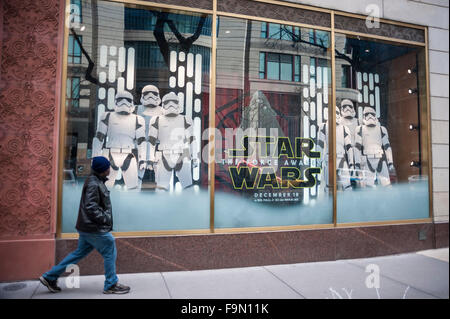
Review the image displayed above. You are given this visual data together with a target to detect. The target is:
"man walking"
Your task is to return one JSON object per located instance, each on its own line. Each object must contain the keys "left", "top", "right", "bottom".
{"left": 39, "top": 156, "right": 130, "bottom": 294}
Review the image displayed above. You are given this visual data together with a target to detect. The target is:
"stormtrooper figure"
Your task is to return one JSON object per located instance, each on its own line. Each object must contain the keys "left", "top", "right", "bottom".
{"left": 136, "top": 85, "right": 163, "bottom": 188}
{"left": 317, "top": 106, "right": 354, "bottom": 192}
{"left": 339, "top": 99, "right": 360, "bottom": 145}
{"left": 92, "top": 90, "right": 146, "bottom": 190}
{"left": 148, "top": 92, "right": 198, "bottom": 191}
{"left": 354, "top": 107, "right": 395, "bottom": 187}
{"left": 338, "top": 98, "right": 361, "bottom": 179}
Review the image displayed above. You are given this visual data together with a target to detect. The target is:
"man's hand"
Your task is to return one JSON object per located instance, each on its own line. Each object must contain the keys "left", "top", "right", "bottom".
{"left": 139, "top": 160, "right": 146, "bottom": 171}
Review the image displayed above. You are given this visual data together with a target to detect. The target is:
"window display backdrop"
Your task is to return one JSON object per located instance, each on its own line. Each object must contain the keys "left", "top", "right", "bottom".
{"left": 334, "top": 34, "right": 429, "bottom": 223}
{"left": 214, "top": 17, "right": 333, "bottom": 228}
{"left": 62, "top": 0, "right": 212, "bottom": 232}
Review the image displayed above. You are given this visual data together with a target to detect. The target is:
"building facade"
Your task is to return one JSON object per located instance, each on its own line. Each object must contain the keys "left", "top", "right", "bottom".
{"left": 0, "top": 0, "right": 448, "bottom": 281}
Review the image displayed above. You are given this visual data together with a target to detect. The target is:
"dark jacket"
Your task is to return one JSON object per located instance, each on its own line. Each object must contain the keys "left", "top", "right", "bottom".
{"left": 76, "top": 173, "right": 113, "bottom": 233}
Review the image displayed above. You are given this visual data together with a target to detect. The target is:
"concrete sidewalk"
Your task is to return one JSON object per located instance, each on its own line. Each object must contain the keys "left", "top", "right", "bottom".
{"left": 1, "top": 248, "right": 448, "bottom": 299}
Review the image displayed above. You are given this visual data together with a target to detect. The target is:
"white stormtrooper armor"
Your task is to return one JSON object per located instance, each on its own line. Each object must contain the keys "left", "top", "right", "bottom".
{"left": 92, "top": 90, "right": 146, "bottom": 190}
{"left": 354, "top": 107, "right": 395, "bottom": 187}
{"left": 317, "top": 106, "right": 354, "bottom": 192}
{"left": 338, "top": 98, "right": 361, "bottom": 177}
{"left": 136, "top": 85, "right": 163, "bottom": 188}
{"left": 148, "top": 92, "right": 198, "bottom": 191}
{"left": 339, "top": 99, "right": 360, "bottom": 145}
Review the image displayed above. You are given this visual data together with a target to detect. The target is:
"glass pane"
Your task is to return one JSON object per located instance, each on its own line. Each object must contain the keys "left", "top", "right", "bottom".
{"left": 267, "top": 53, "right": 279, "bottom": 80}
{"left": 280, "top": 54, "right": 291, "bottom": 64}
{"left": 216, "top": 17, "right": 333, "bottom": 228}
{"left": 280, "top": 63, "right": 292, "bottom": 81}
{"left": 310, "top": 57, "right": 316, "bottom": 75}
{"left": 74, "top": 36, "right": 82, "bottom": 57}
{"left": 281, "top": 26, "right": 292, "bottom": 40}
{"left": 268, "top": 23, "right": 280, "bottom": 39}
{"left": 335, "top": 33, "right": 429, "bottom": 223}
{"left": 72, "top": 77, "right": 80, "bottom": 98}
{"left": 280, "top": 54, "right": 292, "bottom": 81}
{"left": 259, "top": 52, "right": 265, "bottom": 79}
{"left": 294, "top": 55, "right": 300, "bottom": 82}
{"left": 66, "top": 78, "right": 71, "bottom": 98}
{"left": 315, "top": 30, "right": 330, "bottom": 48}
{"left": 62, "top": 0, "right": 212, "bottom": 232}
{"left": 70, "top": 0, "right": 82, "bottom": 24}
{"left": 260, "top": 22, "right": 267, "bottom": 38}
{"left": 309, "top": 29, "right": 315, "bottom": 43}
{"left": 68, "top": 35, "right": 74, "bottom": 57}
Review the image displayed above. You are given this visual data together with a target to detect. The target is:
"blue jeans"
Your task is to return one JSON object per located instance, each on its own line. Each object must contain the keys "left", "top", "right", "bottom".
{"left": 43, "top": 231, "right": 119, "bottom": 291}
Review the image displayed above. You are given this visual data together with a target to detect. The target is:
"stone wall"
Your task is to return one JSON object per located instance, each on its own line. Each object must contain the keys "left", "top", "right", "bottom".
{"left": 0, "top": 0, "right": 64, "bottom": 281}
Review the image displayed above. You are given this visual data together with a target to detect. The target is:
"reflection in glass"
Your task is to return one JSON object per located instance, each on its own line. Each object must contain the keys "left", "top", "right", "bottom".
{"left": 334, "top": 34, "right": 429, "bottom": 222}
{"left": 215, "top": 18, "right": 333, "bottom": 228}
{"left": 62, "top": 0, "right": 211, "bottom": 232}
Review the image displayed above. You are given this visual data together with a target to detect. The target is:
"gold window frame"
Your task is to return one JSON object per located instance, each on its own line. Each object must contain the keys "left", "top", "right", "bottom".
{"left": 57, "top": 0, "right": 432, "bottom": 238}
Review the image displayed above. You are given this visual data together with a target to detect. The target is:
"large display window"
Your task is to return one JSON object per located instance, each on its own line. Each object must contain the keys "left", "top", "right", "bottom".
{"left": 214, "top": 17, "right": 333, "bottom": 228}
{"left": 59, "top": 0, "right": 431, "bottom": 235}
{"left": 334, "top": 34, "right": 429, "bottom": 223}
{"left": 61, "top": 0, "right": 211, "bottom": 232}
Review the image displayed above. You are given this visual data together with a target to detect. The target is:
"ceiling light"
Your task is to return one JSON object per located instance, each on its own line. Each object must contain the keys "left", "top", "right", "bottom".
{"left": 407, "top": 66, "right": 417, "bottom": 74}
{"left": 410, "top": 161, "right": 421, "bottom": 168}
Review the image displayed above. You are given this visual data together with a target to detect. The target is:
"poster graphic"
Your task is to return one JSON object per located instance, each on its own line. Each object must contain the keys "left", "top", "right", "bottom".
{"left": 217, "top": 91, "right": 323, "bottom": 204}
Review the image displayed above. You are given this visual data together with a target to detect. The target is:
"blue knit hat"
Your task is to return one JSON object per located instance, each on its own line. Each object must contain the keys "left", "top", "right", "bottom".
{"left": 91, "top": 156, "right": 110, "bottom": 173}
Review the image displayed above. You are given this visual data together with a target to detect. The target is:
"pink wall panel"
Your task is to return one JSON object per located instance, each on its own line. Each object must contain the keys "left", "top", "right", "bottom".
{"left": 0, "top": 0, "right": 64, "bottom": 280}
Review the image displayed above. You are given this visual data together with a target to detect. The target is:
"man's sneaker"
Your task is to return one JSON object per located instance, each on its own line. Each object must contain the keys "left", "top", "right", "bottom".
{"left": 39, "top": 276, "right": 62, "bottom": 293}
{"left": 103, "top": 282, "right": 130, "bottom": 294}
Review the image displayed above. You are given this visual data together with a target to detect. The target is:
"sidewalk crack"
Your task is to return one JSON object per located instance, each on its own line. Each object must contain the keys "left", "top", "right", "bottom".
{"left": 263, "top": 266, "right": 306, "bottom": 299}
{"left": 30, "top": 280, "right": 41, "bottom": 299}
{"left": 160, "top": 272, "right": 173, "bottom": 299}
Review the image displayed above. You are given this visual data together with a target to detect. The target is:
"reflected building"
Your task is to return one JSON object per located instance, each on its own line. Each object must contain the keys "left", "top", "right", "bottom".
{"left": 65, "top": 1, "right": 212, "bottom": 188}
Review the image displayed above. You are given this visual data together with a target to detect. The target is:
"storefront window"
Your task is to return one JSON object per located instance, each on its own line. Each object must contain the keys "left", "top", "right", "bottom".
{"left": 334, "top": 34, "right": 429, "bottom": 223}
{"left": 214, "top": 17, "right": 333, "bottom": 228}
{"left": 60, "top": 0, "right": 431, "bottom": 234}
{"left": 62, "top": 0, "right": 211, "bottom": 232}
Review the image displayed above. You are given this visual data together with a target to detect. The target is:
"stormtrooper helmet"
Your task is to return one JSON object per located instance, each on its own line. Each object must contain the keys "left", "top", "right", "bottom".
{"left": 115, "top": 91, "right": 135, "bottom": 114}
{"left": 363, "top": 107, "right": 378, "bottom": 126}
{"left": 340, "top": 99, "right": 356, "bottom": 119}
{"left": 161, "top": 92, "right": 181, "bottom": 116}
{"left": 140, "top": 85, "right": 161, "bottom": 108}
